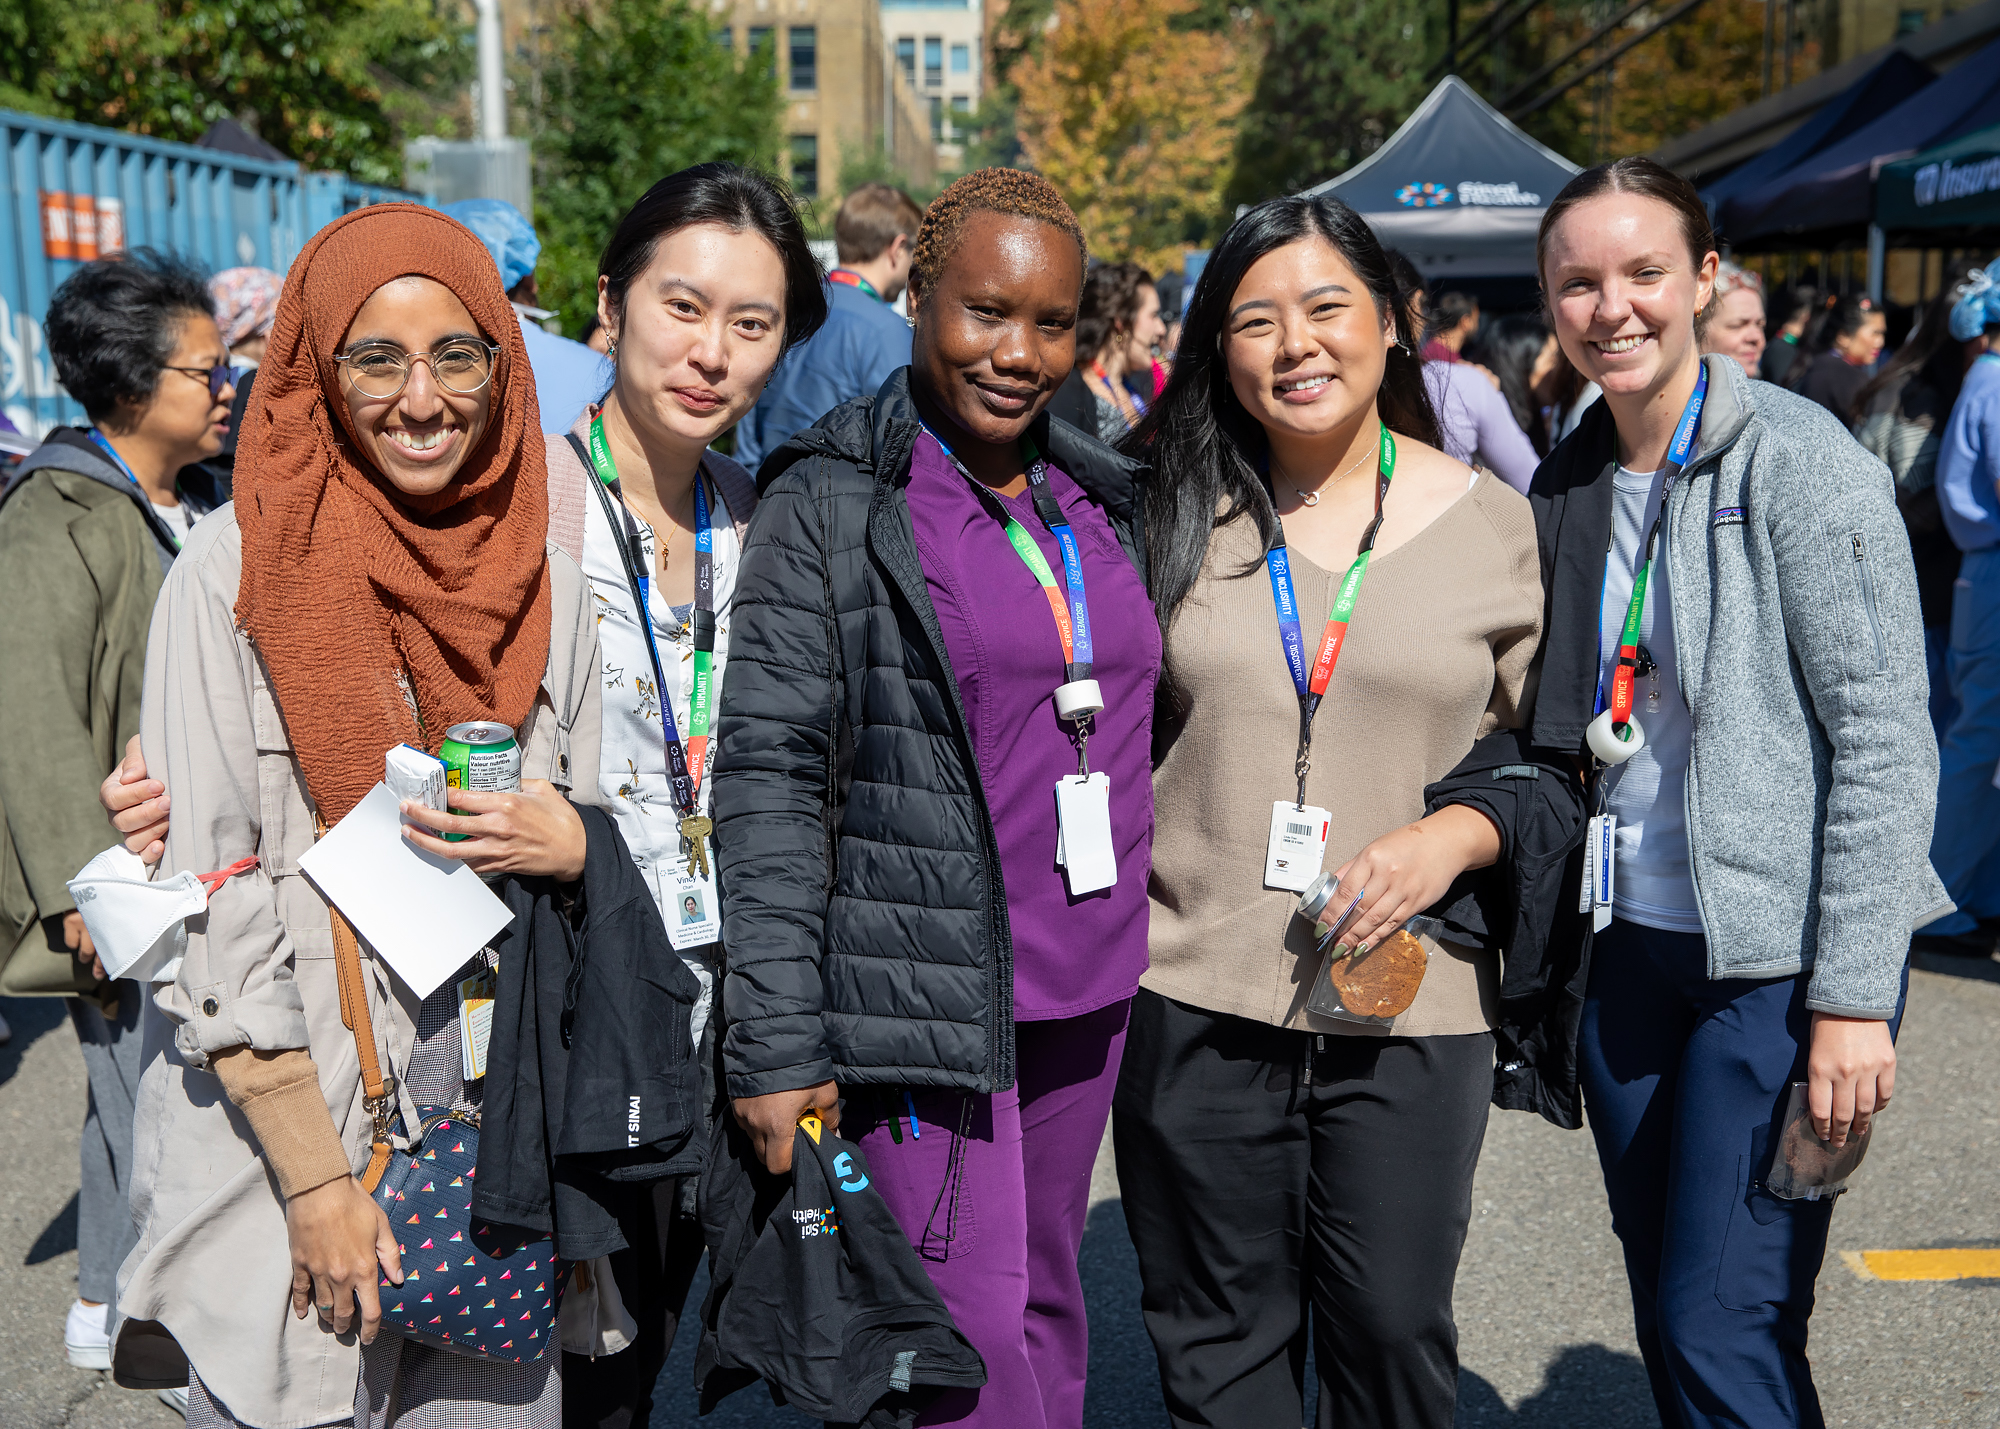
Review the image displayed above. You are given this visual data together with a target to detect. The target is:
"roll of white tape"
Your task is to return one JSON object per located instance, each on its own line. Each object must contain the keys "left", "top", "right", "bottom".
{"left": 1586, "top": 709, "right": 1646, "bottom": 765}
{"left": 1054, "top": 679, "right": 1105, "bottom": 722}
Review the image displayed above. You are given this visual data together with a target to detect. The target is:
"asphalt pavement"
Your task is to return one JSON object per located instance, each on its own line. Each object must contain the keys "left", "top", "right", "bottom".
{"left": 2, "top": 957, "right": 1993, "bottom": 1428}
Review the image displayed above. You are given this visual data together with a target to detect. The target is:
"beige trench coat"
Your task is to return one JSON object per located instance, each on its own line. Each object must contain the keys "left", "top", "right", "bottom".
{"left": 112, "top": 502, "right": 602, "bottom": 1429}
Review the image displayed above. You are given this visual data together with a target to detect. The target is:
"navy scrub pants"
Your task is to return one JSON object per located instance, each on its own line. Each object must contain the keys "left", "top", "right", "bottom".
{"left": 1579, "top": 919, "right": 1908, "bottom": 1429}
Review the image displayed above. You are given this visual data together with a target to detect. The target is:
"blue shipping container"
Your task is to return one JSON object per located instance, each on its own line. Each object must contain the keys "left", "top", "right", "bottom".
{"left": 2, "top": 108, "right": 425, "bottom": 437}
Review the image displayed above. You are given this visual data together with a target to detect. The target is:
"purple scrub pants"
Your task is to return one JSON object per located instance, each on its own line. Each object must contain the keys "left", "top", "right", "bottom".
{"left": 851, "top": 999, "right": 1131, "bottom": 1429}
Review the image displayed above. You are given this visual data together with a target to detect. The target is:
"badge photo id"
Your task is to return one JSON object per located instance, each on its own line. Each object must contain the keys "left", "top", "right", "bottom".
{"left": 664, "top": 841, "right": 721, "bottom": 952}
{"left": 1265, "top": 802, "right": 1331, "bottom": 892}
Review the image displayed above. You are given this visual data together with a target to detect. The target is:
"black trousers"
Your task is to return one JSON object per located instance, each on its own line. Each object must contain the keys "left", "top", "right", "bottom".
{"left": 561, "top": 1175, "right": 706, "bottom": 1429}
{"left": 1112, "top": 989, "right": 1493, "bottom": 1429}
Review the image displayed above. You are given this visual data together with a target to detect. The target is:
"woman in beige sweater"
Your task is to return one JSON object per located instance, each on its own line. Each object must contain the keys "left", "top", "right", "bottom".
{"left": 1113, "top": 196, "right": 1542, "bottom": 1428}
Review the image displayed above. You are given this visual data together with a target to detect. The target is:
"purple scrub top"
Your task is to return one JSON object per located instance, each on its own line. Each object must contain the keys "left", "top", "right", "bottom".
{"left": 905, "top": 430, "right": 1158, "bottom": 1020}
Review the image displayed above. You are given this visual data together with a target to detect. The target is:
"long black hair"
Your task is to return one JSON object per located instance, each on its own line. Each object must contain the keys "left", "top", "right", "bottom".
{"left": 1467, "top": 313, "right": 1555, "bottom": 458}
{"left": 1127, "top": 193, "right": 1439, "bottom": 637}
{"left": 1850, "top": 259, "right": 1978, "bottom": 424}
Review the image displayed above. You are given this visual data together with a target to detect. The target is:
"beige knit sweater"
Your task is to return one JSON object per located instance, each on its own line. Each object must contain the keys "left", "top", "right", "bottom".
{"left": 1145, "top": 472, "right": 1543, "bottom": 1037}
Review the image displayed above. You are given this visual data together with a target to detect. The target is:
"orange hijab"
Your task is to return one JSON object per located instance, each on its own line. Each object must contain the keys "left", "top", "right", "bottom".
{"left": 235, "top": 204, "right": 551, "bottom": 825}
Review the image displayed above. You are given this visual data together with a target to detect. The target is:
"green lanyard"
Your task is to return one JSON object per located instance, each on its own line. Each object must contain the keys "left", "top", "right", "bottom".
{"left": 579, "top": 416, "right": 717, "bottom": 823}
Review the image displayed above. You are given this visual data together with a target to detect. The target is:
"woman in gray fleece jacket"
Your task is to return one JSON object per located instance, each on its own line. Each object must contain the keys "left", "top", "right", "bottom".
{"left": 1528, "top": 159, "right": 1948, "bottom": 1429}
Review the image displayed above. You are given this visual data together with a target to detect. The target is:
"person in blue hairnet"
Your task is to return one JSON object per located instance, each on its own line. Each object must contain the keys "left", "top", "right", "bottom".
{"left": 444, "top": 198, "right": 613, "bottom": 434}
{"left": 1922, "top": 263, "right": 2000, "bottom": 959}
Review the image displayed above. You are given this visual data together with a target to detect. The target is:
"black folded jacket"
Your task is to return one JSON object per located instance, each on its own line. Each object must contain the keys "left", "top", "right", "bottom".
{"left": 697, "top": 1114, "right": 987, "bottom": 1426}
{"left": 473, "top": 806, "right": 705, "bottom": 1259}
{"left": 1423, "top": 728, "right": 1593, "bottom": 1130}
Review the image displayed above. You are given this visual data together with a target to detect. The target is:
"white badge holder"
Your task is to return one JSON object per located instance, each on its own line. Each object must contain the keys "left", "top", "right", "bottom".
{"left": 1585, "top": 709, "right": 1646, "bottom": 764}
{"left": 1054, "top": 773, "right": 1116, "bottom": 895}
{"left": 1264, "top": 802, "right": 1331, "bottom": 892}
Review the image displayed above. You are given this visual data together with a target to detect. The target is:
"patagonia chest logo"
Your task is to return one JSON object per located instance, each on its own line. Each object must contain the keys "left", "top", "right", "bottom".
{"left": 1711, "top": 506, "right": 1747, "bottom": 528}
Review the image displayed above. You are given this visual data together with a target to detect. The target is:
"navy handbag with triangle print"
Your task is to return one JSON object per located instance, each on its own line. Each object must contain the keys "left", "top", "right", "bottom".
{"left": 371, "top": 1108, "right": 568, "bottom": 1363}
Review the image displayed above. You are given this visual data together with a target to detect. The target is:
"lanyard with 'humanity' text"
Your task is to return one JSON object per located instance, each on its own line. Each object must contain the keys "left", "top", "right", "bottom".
{"left": 577, "top": 416, "right": 717, "bottom": 836}
{"left": 1265, "top": 423, "right": 1396, "bottom": 807}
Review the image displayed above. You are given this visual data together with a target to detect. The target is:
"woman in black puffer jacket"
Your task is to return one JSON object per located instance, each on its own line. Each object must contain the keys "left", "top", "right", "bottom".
{"left": 710, "top": 169, "right": 1158, "bottom": 1429}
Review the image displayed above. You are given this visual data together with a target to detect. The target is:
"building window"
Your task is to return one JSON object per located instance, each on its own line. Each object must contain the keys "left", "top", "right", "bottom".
{"left": 1896, "top": 6, "right": 1926, "bottom": 31}
{"left": 950, "top": 42, "right": 970, "bottom": 75}
{"left": 790, "top": 134, "right": 819, "bottom": 198}
{"left": 896, "top": 36, "right": 916, "bottom": 84}
{"left": 714, "top": 27, "right": 733, "bottom": 50}
{"left": 749, "top": 26, "right": 776, "bottom": 78}
{"left": 924, "top": 36, "right": 943, "bottom": 88}
{"left": 948, "top": 95, "right": 970, "bottom": 141}
{"left": 928, "top": 95, "right": 943, "bottom": 141}
{"left": 789, "top": 26, "right": 816, "bottom": 90}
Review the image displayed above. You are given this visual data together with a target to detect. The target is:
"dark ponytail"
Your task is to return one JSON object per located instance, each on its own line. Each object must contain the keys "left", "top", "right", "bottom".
{"left": 1124, "top": 193, "right": 1438, "bottom": 639}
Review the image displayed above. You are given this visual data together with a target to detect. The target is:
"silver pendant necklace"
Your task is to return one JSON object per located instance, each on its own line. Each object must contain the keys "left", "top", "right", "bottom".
{"left": 1284, "top": 438, "right": 1380, "bottom": 507}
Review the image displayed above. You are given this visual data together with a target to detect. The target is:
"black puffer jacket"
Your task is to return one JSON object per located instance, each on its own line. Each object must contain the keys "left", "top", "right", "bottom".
{"left": 711, "top": 368, "right": 1147, "bottom": 1100}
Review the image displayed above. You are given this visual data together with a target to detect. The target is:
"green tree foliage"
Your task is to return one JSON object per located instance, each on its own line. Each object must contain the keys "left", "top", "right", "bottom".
{"left": 0, "top": 0, "right": 469, "bottom": 183}
{"left": 1224, "top": 0, "right": 1437, "bottom": 208}
{"left": 532, "top": 0, "right": 783, "bottom": 335}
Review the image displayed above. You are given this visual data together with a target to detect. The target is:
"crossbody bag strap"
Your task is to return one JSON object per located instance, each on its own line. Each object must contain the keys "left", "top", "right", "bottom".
{"left": 318, "top": 814, "right": 397, "bottom": 1192}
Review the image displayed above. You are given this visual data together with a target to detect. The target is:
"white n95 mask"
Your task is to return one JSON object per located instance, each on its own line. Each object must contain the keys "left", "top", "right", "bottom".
{"left": 66, "top": 846, "right": 257, "bottom": 985}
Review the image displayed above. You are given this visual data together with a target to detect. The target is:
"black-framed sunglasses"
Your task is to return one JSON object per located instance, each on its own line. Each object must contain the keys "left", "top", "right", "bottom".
{"left": 332, "top": 338, "right": 501, "bottom": 400}
{"left": 164, "top": 363, "right": 234, "bottom": 401}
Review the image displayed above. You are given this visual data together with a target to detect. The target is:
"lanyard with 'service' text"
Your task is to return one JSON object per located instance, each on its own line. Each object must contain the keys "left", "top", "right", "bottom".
{"left": 1592, "top": 363, "right": 1708, "bottom": 738}
{"left": 576, "top": 416, "right": 716, "bottom": 821}
{"left": 1265, "top": 423, "right": 1395, "bottom": 807}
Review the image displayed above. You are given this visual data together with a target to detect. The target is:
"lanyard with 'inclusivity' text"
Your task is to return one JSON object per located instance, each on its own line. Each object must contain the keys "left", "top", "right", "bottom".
{"left": 923, "top": 423, "right": 1095, "bottom": 687}
{"left": 1265, "top": 423, "right": 1395, "bottom": 807}
{"left": 1592, "top": 362, "right": 1708, "bottom": 737}
{"left": 578, "top": 415, "right": 715, "bottom": 821}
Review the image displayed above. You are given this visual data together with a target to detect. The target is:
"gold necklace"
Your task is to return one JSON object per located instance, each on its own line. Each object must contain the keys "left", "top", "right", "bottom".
{"left": 1279, "top": 438, "right": 1380, "bottom": 508}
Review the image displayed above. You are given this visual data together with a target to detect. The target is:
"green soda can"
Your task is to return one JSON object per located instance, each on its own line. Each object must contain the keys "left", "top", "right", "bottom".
{"left": 438, "top": 722, "right": 521, "bottom": 841}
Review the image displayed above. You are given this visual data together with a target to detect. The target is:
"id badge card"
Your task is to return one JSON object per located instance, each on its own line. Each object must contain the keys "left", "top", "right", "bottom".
{"left": 1582, "top": 813, "right": 1616, "bottom": 931}
{"left": 1053, "top": 773, "right": 1116, "bottom": 895}
{"left": 456, "top": 967, "right": 496, "bottom": 1082}
{"left": 664, "top": 841, "right": 722, "bottom": 952}
{"left": 1264, "top": 802, "right": 1331, "bottom": 892}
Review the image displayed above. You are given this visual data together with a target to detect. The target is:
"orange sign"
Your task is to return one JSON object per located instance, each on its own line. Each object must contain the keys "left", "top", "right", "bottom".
{"left": 39, "top": 193, "right": 127, "bottom": 260}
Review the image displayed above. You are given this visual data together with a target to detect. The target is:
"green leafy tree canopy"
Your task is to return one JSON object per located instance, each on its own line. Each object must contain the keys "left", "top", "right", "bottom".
{"left": 2, "top": 0, "right": 469, "bottom": 184}
{"left": 533, "top": 0, "right": 784, "bottom": 336}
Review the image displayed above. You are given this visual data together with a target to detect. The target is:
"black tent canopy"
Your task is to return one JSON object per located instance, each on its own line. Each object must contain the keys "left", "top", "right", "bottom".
{"left": 1719, "top": 35, "right": 2000, "bottom": 244}
{"left": 1305, "top": 77, "right": 1581, "bottom": 277}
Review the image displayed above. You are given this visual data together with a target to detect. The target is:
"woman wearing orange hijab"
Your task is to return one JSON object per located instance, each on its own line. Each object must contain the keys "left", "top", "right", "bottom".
{"left": 113, "top": 205, "right": 603, "bottom": 1428}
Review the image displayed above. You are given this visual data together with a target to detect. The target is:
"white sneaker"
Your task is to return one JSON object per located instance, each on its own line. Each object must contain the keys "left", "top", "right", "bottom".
{"left": 63, "top": 1298, "right": 110, "bottom": 1370}
{"left": 158, "top": 1385, "right": 190, "bottom": 1417}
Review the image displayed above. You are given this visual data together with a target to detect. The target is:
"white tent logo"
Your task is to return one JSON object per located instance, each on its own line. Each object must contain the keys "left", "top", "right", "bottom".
{"left": 1457, "top": 181, "right": 1543, "bottom": 206}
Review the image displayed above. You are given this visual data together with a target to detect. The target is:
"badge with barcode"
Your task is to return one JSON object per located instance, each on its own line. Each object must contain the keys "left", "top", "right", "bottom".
{"left": 1264, "top": 801, "right": 1331, "bottom": 892}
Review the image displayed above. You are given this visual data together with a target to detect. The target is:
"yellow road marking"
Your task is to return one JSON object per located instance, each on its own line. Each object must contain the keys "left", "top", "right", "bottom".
{"left": 1843, "top": 1249, "right": 2000, "bottom": 1281}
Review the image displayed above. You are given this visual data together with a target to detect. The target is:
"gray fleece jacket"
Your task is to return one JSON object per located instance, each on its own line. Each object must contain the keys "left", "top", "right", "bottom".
{"left": 1527, "top": 354, "right": 1949, "bottom": 1020}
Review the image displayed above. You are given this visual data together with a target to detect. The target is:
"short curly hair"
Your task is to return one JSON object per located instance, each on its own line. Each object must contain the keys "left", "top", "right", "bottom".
{"left": 908, "top": 167, "right": 1087, "bottom": 301}
{"left": 45, "top": 249, "right": 214, "bottom": 422}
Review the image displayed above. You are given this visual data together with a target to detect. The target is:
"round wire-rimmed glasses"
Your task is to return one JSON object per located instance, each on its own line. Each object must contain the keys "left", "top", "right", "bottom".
{"left": 333, "top": 339, "right": 500, "bottom": 399}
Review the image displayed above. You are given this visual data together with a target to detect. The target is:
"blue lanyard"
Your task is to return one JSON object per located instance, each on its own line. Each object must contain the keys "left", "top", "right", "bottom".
{"left": 1591, "top": 361, "right": 1708, "bottom": 718}
{"left": 89, "top": 429, "right": 182, "bottom": 551}
{"left": 922, "top": 422, "right": 1094, "bottom": 682}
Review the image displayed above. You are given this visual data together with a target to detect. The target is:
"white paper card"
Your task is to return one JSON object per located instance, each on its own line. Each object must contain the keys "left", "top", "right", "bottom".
{"left": 663, "top": 841, "right": 722, "bottom": 952}
{"left": 298, "top": 782, "right": 512, "bottom": 1000}
{"left": 1264, "top": 802, "right": 1331, "bottom": 892}
{"left": 457, "top": 967, "right": 496, "bottom": 1081}
{"left": 1054, "top": 773, "right": 1116, "bottom": 895}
